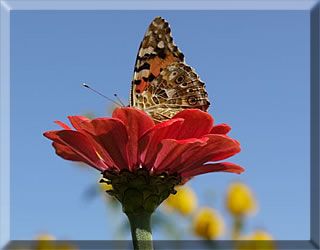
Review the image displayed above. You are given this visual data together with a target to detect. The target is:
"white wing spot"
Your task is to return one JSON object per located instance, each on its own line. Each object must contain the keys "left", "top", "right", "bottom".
{"left": 157, "top": 41, "right": 165, "bottom": 49}
{"left": 139, "top": 46, "right": 155, "bottom": 57}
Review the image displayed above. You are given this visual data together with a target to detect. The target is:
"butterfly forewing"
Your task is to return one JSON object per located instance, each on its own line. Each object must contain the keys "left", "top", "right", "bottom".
{"left": 131, "top": 17, "right": 184, "bottom": 103}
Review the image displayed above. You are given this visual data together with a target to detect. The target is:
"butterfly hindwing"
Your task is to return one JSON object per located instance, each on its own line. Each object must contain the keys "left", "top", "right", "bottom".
{"left": 135, "top": 62, "right": 210, "bottom": 121}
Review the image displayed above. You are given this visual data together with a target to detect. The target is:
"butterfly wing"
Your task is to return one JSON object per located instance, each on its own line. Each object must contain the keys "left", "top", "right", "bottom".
{"left": 135, "top": 62, "right": 210, "bottom": 121}
{"left": 131, "top": 16, "right": 210, "bottom": 121}
{"left": 130, "top": 16, "right": 184, "bottom": 106}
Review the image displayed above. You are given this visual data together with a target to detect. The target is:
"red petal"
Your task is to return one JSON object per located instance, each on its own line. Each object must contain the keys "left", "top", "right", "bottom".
{"left": 210, "top": 123, "right": 231, "bottom": 134}
{"left": 44, "top": 130, "right": 116, "bottom": 170}
{"left": 181, "top": 162, "right": 245, "bottom": 180}
{"left": 204, "top": 134, "right": 241, "bottom": 162}
{"left": 139, "top": 118, "right": 184, "bottom": 170}
{"left": 44, "top": 130, "right": 61, "bottom": 141}
{"left": 152, "top": 138, "right": 208, "bottom": 174}
{"left": 52, "top": 141, "right": 87, "bottom": 162}
{"left": 171, "top": 134, "right": 241, "bottom": 174}
{"left": 68, "top": 116, "right": 93, "bottom": 132}
{"left": 172, "top": 109, "right": 214, "bottom": 139}
{"left": 112, "top": 107, "right": 155, "bottom": 170}
{"left": 89, "top": 118, "right": 129, "bottom": 170}
{"left": 54, "top": 120, "right": 71, "bottom": 130}
{"left": 45, "top": 130, "right": 110, "bottom": 171}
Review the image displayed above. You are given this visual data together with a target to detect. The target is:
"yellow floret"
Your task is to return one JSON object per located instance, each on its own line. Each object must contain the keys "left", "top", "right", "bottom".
{"left": 226, "top": 182, "right": 257, "bottom": 217}
{"left": 164, "top": 186, "right": 197, "bottom": 216}
{"left": 192, "top": 207, "right": 224, "bottom": 239}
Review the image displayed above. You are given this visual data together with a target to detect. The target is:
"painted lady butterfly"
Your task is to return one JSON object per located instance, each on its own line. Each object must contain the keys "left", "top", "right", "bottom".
{"left": 130, "top": 16, "right": 210, "bottom": 122}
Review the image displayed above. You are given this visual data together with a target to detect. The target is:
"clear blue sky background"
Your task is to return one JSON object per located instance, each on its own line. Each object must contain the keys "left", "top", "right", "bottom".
{"left": 11, "top": 10, "right": 309, "bottom": 241}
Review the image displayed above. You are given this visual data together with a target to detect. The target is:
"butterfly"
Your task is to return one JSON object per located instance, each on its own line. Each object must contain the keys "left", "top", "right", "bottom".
{"left": 130, "top": 16, "right": 210, "bottom": 122}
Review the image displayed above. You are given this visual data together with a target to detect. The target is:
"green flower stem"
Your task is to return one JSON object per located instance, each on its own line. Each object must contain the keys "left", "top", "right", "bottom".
{"left": 232, "top": 215, "right": 244, "bottom": 240}
{"left": 126, "top": 212, "right": 154, "bottom": 250}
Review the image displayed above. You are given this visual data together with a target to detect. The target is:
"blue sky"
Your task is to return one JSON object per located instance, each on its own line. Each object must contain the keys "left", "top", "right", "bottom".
{"left": 10, "top": 10, "right": 309, "bottom": 241}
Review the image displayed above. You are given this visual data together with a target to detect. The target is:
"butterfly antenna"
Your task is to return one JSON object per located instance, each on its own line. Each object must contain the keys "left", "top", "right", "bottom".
{"left": 82, "top": 83, "right": 122, "bottom": 107}
{"left": 114, "top": 94, "right": 126, "bottom": 107}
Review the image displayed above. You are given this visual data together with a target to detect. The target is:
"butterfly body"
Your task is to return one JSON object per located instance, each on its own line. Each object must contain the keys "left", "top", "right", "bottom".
{"left": 130, "top": 16, "right": 210, "bottom": 121}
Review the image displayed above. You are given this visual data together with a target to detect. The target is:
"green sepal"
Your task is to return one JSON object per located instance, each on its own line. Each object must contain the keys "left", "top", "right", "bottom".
{"left": 102, "top": 168, "right": 180, "bottom": 214}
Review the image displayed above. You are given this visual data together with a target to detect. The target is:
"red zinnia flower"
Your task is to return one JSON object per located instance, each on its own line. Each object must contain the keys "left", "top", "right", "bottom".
{"left": 43, "top": 108, "right": 243, "bottom": 183}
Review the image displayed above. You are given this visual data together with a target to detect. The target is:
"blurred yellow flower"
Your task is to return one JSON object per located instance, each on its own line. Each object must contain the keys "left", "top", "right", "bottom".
{"left": 226, "top": 182, "right": 257, "bottom": 217}
{"left": 193, "top": 207, "right": 224, "bottom": 239}
{"left": 237, "top": 230, "right": 275, "bottom": 250}
{"left": 35, "top": 234, "right": 77, "bottom": 250}
{"left": 164, "top": 186, "right": 197, "bottom": 216}
{"left": 35, "top": 234, "right": 55, "bottom": 250}
{"left": 249, "top": 230, "right": 273, "bottom": 240}
{"left": 99, "top": 178, "right": 113, "bottom": 192}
